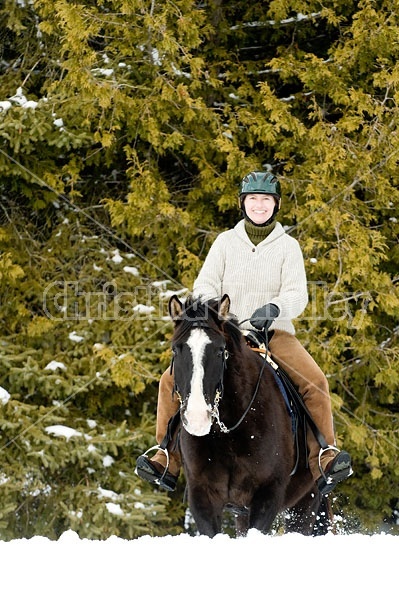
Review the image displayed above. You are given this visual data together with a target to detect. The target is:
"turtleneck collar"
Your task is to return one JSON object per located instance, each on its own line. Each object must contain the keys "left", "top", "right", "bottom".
{"left": 244, "top": 220, "right": 276, "bottom": 246}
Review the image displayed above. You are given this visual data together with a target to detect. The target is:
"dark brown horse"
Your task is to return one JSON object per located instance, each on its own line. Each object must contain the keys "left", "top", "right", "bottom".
{"left": 169, "top": 294, "right": 330, "bottom": 538}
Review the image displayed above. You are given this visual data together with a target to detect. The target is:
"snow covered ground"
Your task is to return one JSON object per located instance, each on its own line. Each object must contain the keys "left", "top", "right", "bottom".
{"left": 1, "top": 530, "right": 397, "bottom": 599}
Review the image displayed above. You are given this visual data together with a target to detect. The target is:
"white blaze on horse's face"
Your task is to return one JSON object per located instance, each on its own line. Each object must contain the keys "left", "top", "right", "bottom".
{"left": 184, "top": 328, "right": 213, "bottom": 436}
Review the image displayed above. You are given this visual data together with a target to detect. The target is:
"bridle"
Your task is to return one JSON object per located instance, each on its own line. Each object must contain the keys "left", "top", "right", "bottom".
{"left": 171, "top": 321, "right": 267, "bottom": 435}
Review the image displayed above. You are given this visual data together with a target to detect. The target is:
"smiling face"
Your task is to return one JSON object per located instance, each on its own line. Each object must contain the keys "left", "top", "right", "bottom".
{"left": 243, "top": 193, "right": 277, "bottom": 225}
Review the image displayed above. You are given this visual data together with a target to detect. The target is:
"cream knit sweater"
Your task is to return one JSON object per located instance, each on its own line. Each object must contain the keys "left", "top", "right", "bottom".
{"left": 193, "top": 220, "right": 308, "bottom": 334}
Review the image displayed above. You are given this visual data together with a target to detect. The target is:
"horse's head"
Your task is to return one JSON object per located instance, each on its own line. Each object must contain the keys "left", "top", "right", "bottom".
{"left": 169, "top": 294, "right": 232, "bottom": 436}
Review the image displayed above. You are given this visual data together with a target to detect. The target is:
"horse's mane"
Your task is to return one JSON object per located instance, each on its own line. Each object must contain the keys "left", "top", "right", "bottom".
{"left": 172, "top": 296, "right": 243, "bottom": 349}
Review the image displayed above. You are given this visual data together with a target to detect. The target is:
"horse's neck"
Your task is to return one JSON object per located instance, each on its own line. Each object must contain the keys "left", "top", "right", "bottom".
{"left": 224, "top": 345, "right": 260, "bottom": 403}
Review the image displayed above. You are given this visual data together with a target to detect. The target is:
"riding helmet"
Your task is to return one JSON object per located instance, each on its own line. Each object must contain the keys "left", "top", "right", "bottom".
{"left": 239, "top": 171, "right": 281, "bottom": 210}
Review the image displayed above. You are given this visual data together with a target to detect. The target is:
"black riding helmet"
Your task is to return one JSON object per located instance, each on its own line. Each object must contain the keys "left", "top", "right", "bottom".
{"left": 239, "top": 171, "right": 281, "bottom": 225}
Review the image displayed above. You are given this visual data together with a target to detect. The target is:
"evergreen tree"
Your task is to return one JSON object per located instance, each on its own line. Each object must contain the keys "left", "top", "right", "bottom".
{"left": 0, "top": 0, "right": 397, "bottom": 537}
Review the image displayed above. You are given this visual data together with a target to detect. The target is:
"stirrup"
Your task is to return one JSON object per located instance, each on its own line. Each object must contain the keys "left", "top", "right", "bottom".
{"left": 141, "top": 444, "right": 170, "bottom": 471}
{"left": 318, "top": 445, "right": 340, "bottom": 479}
{"left": 134, "top": 445, "right": 177, "bottom": 492}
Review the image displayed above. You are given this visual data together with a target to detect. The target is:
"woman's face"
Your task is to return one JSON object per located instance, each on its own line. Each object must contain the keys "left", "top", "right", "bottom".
{"left": 243, "top": 194, "right": 276, "bottom": 225}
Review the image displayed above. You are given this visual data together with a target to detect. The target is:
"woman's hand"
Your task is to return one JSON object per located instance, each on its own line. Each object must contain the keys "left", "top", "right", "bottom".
{"left": 250, "top": 303, "right": 280, "bottom": 330}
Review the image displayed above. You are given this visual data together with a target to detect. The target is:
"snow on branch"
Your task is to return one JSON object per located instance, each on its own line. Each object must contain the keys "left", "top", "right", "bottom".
{"left": 230, "top": 12, "right": 321, "bottom": 30}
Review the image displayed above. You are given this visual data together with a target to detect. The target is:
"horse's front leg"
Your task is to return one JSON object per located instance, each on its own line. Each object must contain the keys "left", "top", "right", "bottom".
{"left": 249, "top": 483, "right": 285, "bottom": 534}
{"left": 234, "top": 513, "right": 250, "bottom": 537}
{"left": 187, "top": 485, "right": 224, "bottom": 538}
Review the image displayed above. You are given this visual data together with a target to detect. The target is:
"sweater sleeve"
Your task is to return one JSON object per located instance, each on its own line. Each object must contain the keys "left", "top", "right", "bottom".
{"left": 192, "top": 234, "right": 226, "bottom": 300}
{"left": 269, "top": 238, "right": 308, "bottom": 320}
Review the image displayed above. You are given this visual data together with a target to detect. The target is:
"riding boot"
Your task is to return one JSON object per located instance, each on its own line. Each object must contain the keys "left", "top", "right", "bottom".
{"left": 136, "top": 368, "right": 182, "bottom": 491}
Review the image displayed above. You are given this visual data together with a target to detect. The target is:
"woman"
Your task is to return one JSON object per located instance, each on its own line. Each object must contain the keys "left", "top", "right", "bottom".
{"left": 136, "top": 171, "right": 352, "bottom": 495}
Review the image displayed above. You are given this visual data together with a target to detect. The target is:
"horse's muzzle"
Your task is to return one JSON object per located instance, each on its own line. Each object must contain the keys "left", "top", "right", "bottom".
{"left": 181, "top": 403, "right": 213, "bottom": 436}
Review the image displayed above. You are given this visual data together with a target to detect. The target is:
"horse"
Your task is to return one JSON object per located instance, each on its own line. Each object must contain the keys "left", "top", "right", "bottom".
{"left": 168, "top": 293, "right": 331, "bottom": 538}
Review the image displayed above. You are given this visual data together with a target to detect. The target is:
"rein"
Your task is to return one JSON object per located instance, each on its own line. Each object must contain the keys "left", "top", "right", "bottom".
{"left": 210, "top": 348, "right": 268, "bottom": 434}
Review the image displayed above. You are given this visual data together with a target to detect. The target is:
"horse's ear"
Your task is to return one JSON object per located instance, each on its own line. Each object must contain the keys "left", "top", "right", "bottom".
{"left": 169, "top": 295, "right": 183, "bottom": 321}
{"left": 218, "top": 294, "right": 230, "bottom": 320}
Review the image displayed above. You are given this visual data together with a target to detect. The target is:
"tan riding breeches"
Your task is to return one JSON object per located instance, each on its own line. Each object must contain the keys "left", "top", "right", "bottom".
{"left": 268, "top": 330, "right": 336, "bottom": 478}
{"left": 150, "top": 330, "right": 336, "bottom": 481}
{"left": 152, "top": 368, "right": 182, "bottom": 476}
